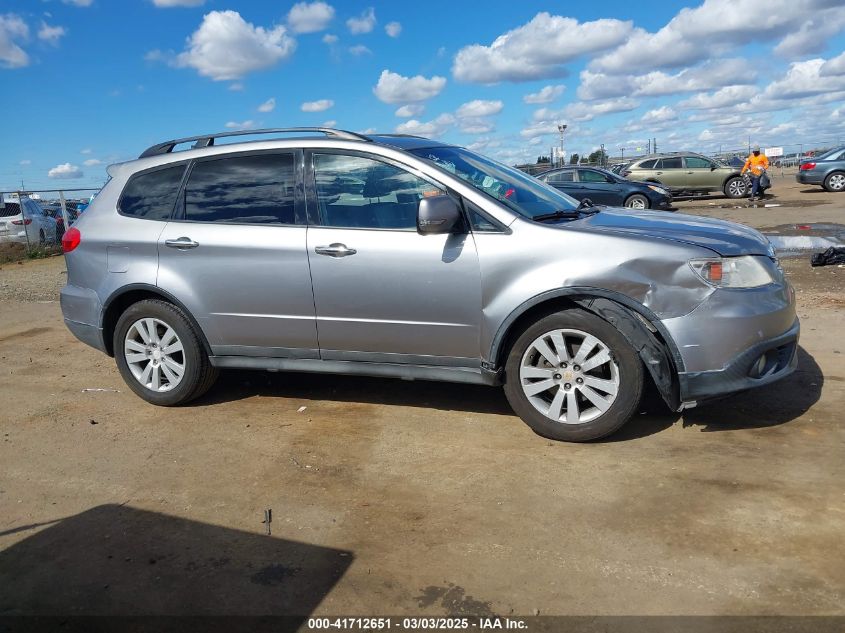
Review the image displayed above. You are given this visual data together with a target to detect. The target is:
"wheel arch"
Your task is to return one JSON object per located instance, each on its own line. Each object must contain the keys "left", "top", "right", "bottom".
{"left": 100, "top": 284, "right": 213, "bottom": 358}
{"left": 488, "top": 288, "right": 685, "bottom": 410}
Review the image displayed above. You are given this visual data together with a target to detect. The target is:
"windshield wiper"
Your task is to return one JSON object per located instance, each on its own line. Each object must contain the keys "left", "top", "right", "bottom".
{"left": 532, "top": 198, "right": 602, "bottom": 222}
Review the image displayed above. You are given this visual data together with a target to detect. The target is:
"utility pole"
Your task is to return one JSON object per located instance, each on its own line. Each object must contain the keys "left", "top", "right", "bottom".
{"left": 647, "top": 139, "right": 651, "bottom": 154}
{"left": 653, "top": 137, "right": 657, "bottom": 154}
{"left": 600, "top": 143, "right": 606, "bottom": 167}
{"left": 557, "top": 123, "right": 567, "bottom": 168}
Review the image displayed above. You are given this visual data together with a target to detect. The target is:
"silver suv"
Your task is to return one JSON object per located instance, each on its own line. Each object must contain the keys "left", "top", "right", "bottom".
{"left": 60, "top": 128, "right": 799, "bottom": 442}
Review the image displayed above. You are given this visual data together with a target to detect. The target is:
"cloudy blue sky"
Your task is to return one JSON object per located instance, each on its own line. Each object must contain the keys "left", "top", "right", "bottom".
{"left": 2, "top": 0, "right": 845, "bottom": 190}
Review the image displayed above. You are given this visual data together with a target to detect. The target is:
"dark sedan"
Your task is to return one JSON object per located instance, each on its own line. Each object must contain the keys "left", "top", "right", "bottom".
{"left": 537, "top": 166, "right": 673, "bottom": 209}
{"left": 797, "top": 146, "right": 845, "bottom": 192}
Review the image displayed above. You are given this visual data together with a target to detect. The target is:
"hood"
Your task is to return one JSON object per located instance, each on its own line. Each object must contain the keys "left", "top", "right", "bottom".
{"left": 568, "top": 209, "right": 773, "bottom": 256}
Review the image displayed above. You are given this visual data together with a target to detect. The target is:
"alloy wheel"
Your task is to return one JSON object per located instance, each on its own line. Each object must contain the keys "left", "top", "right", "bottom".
{"left": 829, "top": 174, "right": 845, "bottom": 190}
{"left": 519, "top": 328, "right": 620, "bottom": 424}
{"left": 124, "top": 317, "right": 186, "bottom": 392}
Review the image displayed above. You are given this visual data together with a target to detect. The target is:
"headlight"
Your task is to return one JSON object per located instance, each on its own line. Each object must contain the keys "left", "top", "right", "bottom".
{"left": 647, "top": 185, "right": 668, "bottom": 195}
{"left": 689, "top": 256, "right": 778, "bottom": 288}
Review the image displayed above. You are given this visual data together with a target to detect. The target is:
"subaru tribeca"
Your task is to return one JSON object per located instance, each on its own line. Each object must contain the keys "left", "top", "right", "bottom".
{"left": 60, "top": 128, "right": 799, "bottom": 442}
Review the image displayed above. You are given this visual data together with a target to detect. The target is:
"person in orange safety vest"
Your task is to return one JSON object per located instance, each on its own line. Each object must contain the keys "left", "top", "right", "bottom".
{"left": 741, "top": 146, "right": 770, "bottom": 201}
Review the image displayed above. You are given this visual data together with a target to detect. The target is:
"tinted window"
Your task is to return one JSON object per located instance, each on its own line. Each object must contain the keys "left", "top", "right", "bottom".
{"left": 465, "top": 201, "right": 500, "bottom": 232}
{"left": 314, "top": 154, "right": 444, "bottom": 229}
{"left": 579, "top": 170, "right": 611, "bottom": 183}
{"left": 657, "top": 157, "right": 683, "bottom": 169}
{"left": 544, "top": 171, "right": 575, "bottom": 183}
{"left": 685, "top": 156, "right": 712, "bottom": 168}
{"left": 0, "top": 202, "right": 21, "bottom": 218}
{"left": 184, "top": 153, "right": 295, "bottom": 224}
{"left": 120, "top": 164, "right": 186, "bottom": 220}
{"left": 637, "top": 159, "right": 658, "bottom": 169}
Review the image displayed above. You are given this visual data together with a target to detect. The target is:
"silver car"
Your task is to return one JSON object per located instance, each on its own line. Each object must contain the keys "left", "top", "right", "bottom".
{"left": 60, "top": 128, "right": 799, "bottom": 442}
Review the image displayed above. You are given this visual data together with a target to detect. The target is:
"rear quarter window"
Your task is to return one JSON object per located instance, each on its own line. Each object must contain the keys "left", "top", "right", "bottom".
{"left": 119, "top": 164, "right": 186, "bottom": 220}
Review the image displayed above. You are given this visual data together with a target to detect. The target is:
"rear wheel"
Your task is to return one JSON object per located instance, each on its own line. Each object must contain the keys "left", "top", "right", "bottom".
{"left": 503, "top": 309, "right": 643, "bottom": 442}
{"left": 624, "top": 193, "right": 650, "bottom": 209}
{"left": 823, "top": 171, "right": 845, "bottom": 192}
{"left": 114, "top": 299, "right": 218, "bottom": 406}
{"left": 724, "top": 176, "right": 746, "bottom": 198}
{"left": 38, "top": 229, "right": 46, "bottom": 245}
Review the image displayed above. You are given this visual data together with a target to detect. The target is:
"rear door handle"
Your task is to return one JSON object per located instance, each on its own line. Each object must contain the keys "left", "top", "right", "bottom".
{"left": 165, "top": 237, "right": 199, "bottom": 249}
{"left": 315, "top": 243, "right": 357, "bottom": 258}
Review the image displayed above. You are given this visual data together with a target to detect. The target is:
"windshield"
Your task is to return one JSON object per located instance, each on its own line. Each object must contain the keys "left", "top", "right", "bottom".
{"left": 409, "top": 146, "right": 579, "bottom": 218}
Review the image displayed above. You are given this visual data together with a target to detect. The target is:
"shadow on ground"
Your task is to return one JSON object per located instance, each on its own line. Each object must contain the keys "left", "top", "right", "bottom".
{"left": 198, "top": 370, "right": 514, "bottom": 416}
{"left": 0, "top": 504, "right": 352, "bottom": 628}
{"left": 194, "top": 348, "right": 821, "bottom": 441}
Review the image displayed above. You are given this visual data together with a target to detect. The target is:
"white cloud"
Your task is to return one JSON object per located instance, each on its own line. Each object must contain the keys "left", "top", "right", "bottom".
{"left": 228, "top": 82, "right": 244, "bottom": 91}
{"left": 523, "top": 85, "right": 565, "bottom": 104}
{"left": 80, "top": 149, "right": 92, "bottom": 155}
{"left": 562, "top": 98, "right": 640, "bottom": 122}
{"left": 0, "top": 14, "right": 30, "bottom": 69}
{"left": 821, "top": 51, "right": 845, "bottom": 77}
{"left": 257, "top": 97, "right": 276, "bottom": 112}
{"left": 287, "top": 2, "right": 334, "bottom": 34}
{"left": 348, "top": 44, "right": 371, "bottom": 56}
{"left": 61, "top": 0, "right": 93, "bottom": 6}
{"left": 640, "top": 106, "right": 677, "bottom": 123}
{"left": 48, "top": 163, "right": 83, "bottom": 179}
{"left": 698, "top": 129, "right": 714, "bottom": 141}
{"left": 457, "top": 118, "right": 495, "bottom": 134}
{"left": 395, "top": 104, "right": 424, "bottom": 118}
{"left": 175, "top": 10, "right": 296, "bottom": 81}
{"left": 19, "top": 159, "right": 31, "bottom": 166}
{"left": 83, "top": 158, "right": 102, "bottom": 166}
{"left": 373, "top": 69, "right": 446, "bottom": 104}
{"left": 322, "top": 33, "right": 338, "bottom": 44}
{"left": 225, "top": 120, "right": 256, "bottom": 129}
{"left": 762, "top": 58, "right": 845, "bottom": 99}
{"left": 591, "top": 0, "right": 845, "bottom": 74}
{"left": 37, "top": 22, "right": 66, "bottom": 45}
{"left": 452, "top": 12, "right": 632, "bottom": 83}
{"left": 301, "top": 99, "right": 334, "bottom": 112}
{"left": 679, "top": 85, "right": 757, "bottom": 109}
{"left": 456, "top": 99, "right": 503, "bottom": 118}
{"left": 346, "top": 7, "right": 376, "bottom": 34}
{"left": 322, "top": 119, "right": 337, "bottom": 127}
{"left": 395, "top": 113, "right": 455, "bottom": 137}
{"left": 774, "top": 7, "right": 845, "bottom": 58}
{"left": 385, "top": 21, "right": 401, "bottom": 38}
{"left": 152, "top": 0, "right": 205, "bottom": 6}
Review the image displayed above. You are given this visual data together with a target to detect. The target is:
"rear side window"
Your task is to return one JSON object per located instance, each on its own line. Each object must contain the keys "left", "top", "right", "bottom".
{"left": 120, "top": 164, "right": 186, "bottom": 220}
{"left": 544, "top": 171, "right": 575, "bottom": 183}
{"left": 184, "top": 153, "right": 296, "bottom": 224}
{"left": 657, "top": 157, "right": 683, "bottom": 169}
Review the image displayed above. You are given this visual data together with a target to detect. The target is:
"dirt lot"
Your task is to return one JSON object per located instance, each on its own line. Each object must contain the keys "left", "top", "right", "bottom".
{"left": 1, "top": 172, "right": 844, "bottom": 623}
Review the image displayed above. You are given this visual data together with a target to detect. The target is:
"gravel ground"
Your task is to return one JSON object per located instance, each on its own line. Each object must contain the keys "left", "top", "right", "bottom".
{"left": 0, "top": 254, "right": 66, "bottom": 302}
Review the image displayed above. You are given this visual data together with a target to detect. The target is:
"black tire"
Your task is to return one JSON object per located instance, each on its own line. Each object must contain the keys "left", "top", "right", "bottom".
{"left": 38, "top": 229, "right": 46, "bottom": 245}
{"left": 503, "top": 309, "right": 643, "bottom": 442}
{"left": 113, "top": 299, "right": 218, "bottom": 406}
{"left": 623, "top": 193, "right": 650, "bottom": 209}
{"left": 724, "top": 176, "right": 746, "bottom": 198}
{"left": 823, "top": 171, "right": 845, "bottom": 192}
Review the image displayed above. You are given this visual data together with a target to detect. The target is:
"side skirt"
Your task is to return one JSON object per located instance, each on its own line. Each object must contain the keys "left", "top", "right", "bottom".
{"left": 208, "top": 356, "right": 501, "bottom": 386}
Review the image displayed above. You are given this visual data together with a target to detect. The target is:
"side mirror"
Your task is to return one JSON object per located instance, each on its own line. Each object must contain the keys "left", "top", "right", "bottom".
{"left": 710, "top": 165, "right": 717, "bottom": 171}
{"left": 417, "top": 195, "right": 462, "bottom": 235}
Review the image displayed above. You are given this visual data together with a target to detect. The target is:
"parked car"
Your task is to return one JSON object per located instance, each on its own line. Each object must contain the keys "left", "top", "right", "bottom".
{"left": 623, "top": 152, "right": 761, "bottom": 198}
{"left": 60, "top": 128, "right": 798, "bottom": 442}
{"left": 537, "top": 166, "right": 672, "bottom": 210}
{"left": 43, "top": 204, "right": 81, "bottom": 240}
{"left": 0, "top": 194, "right": 58, "bottom": 245}
{"left": 796, "top": 146, "right": 845, "bottom": 192}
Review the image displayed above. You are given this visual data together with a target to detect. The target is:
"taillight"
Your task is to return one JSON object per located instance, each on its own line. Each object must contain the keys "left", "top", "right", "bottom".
{"left": 11, "top": 218, "right": 32, "bottom": 225}
{"left": 622, "top": 171, "right": 631, "bottom": 177}
{"left": 62, "top": 227, "right": 81, "bottom": 253}
{"left": 800, "top": 162, "right": 816, "bottom": 171}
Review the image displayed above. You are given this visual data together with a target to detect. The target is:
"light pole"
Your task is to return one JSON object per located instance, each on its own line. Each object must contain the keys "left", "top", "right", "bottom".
{"left": 557, "top": 123, "right": 567, "bottom": 167}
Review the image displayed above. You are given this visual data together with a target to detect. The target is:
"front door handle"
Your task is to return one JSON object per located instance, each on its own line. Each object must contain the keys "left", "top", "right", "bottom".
{"left": 315, "top": 243, "right": 357, "bottom": 258}
{"left": 165, "top": 237, "right": 199, "bottom": 249}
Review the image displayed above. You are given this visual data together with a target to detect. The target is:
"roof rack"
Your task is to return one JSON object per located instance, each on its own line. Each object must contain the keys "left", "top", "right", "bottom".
{"left": 138, "top": 127, "right": 370, "bottom": 158}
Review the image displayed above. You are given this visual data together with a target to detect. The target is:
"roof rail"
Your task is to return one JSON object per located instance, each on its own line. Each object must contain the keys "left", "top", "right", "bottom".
{"left": 138, "top": 127, "right": 370, "bottom": 158}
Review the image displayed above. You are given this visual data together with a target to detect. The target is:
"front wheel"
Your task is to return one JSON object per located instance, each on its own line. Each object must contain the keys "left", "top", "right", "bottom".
{"left": 114, "top": 299, "right": 218, "bottom": 406}
{"left": 823, "top": 171, "right": 845, "bottom": 192}
{"left": 624, "top": 193, "right": 650, "bottom": 209}
{"left": 503, "top": 309, "right": 644, "bottom": 442}
{"left": 724, "top": 176, "right": 747, "bottom": 198}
